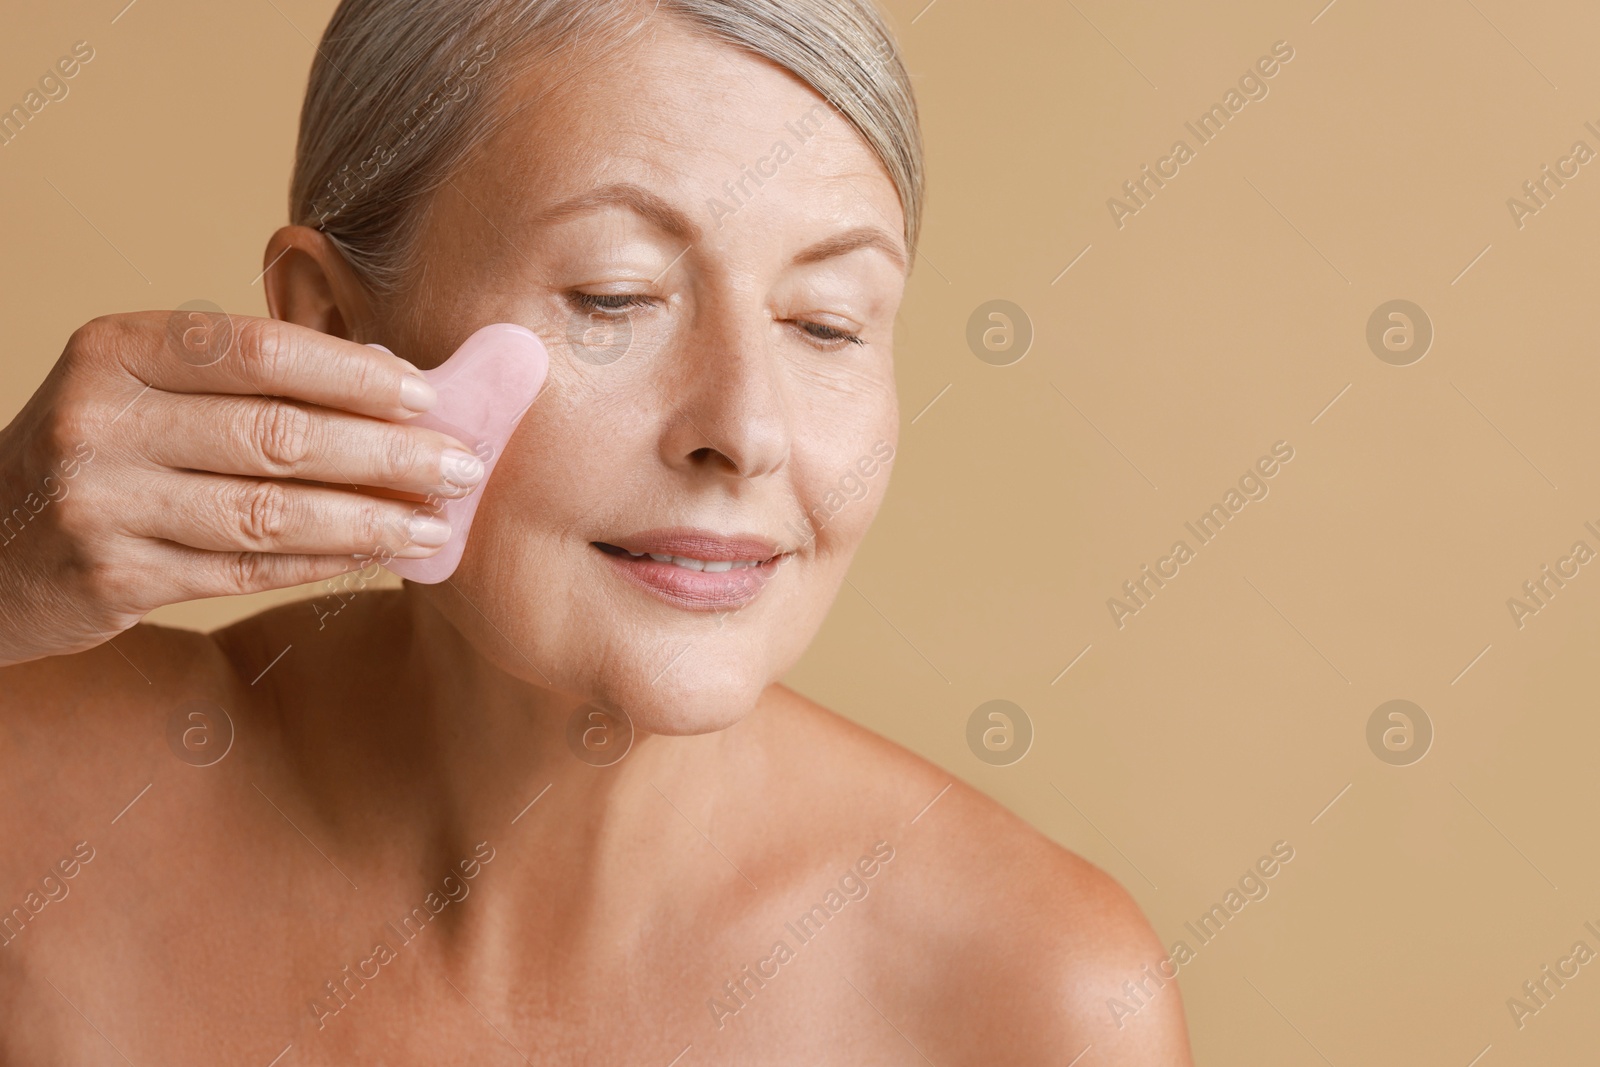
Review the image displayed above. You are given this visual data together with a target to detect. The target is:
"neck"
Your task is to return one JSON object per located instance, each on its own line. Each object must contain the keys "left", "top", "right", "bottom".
{"left": 274, "top": 586, "right": 748, "bottom": 945}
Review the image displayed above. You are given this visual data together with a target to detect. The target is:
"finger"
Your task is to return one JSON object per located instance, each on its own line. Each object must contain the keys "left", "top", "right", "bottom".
{"left": 150, "top": 543, "right": 379, "bottom": 604}
{"left": 131, "top": 390, "right": 487, "bottom": 498}
{"left": 130, "top": 470, "right": 452, "bottom": 558}
{"left": 109, "top": 311, "right": 439, "bottom": 422}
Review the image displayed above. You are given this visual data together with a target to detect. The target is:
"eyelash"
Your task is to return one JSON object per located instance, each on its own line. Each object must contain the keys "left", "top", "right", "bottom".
{"left": 568, "top": 292, "right": 866, "bottom": 348}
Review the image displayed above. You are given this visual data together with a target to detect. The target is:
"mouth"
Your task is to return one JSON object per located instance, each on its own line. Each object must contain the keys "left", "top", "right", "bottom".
{"left": 591, "top": 527, "right": 791, "bottom": 611}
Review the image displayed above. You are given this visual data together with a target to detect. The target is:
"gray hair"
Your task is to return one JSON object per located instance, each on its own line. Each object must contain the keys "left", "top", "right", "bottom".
{"left": 289, "top": 0, "right": 924, "bottom": 298}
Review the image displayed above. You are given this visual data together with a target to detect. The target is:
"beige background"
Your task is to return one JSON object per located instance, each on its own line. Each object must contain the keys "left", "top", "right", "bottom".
{"left": 4, "top": 0, "right": 1598, "bottom": 1062}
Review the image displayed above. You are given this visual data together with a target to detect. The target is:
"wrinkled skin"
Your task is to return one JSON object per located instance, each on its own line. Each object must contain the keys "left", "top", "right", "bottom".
{"left": 0, "top": 13, "right": 1191, "bottom": 1066}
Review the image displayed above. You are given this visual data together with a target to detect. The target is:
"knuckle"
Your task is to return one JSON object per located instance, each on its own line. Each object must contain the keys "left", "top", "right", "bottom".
{"left": 235, "top": 480, "right": 292, "bottom": 547}
{"left": 62, "top": 316, "right": 133, "bottom": 387}
{"left": 253, "top": 402, "right": 313, "bottom": 471}
{"left": 64, "top": 317, "right": 109, "bottom": 362}
{"left": 236, "top": 318, "right": 293, "bottom": 386}
{"left": 345, "top": 350, "right": 384, "bottom": 401}
{"left": 358, "top": 505, "right": 403, "bottom": 556}
{"left": 44, "top": 485, "right": 86, "bottom": 536}
{"left": 76, "top": 557, "right": 140, "bottom": 614}
{"left": 375, "top": 429, "right": 421, "bottom": 484}
{"left": 220, "top": 552, "right": 272, "bottom": 596}
{"left": 47, "top": 398, "right": 98, "bottom": 455}
{"left": 355, "top": 505, "right": 395, "bottom": 552}
{"left": 66, "top": 314, "right": 129, "bottom": 359}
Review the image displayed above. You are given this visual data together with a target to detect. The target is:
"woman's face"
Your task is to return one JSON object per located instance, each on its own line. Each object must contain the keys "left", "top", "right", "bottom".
{"left": 379, "top": 19, "right": 908, "bottom": 734}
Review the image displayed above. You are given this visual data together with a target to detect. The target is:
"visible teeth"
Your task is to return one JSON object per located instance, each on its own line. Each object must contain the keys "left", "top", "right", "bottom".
{"left": 635, "top": 552, "right": 764, "bottom": 571}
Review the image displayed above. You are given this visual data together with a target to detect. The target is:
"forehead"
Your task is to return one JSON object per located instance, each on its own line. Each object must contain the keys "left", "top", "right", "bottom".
{"left": 453, "top": 17, "right": 905, "bottom": 255}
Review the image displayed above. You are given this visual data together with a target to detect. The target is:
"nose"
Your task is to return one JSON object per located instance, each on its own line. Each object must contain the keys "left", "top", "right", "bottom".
{"left": 657, "top": 305, "right": 791, "bottom": 481}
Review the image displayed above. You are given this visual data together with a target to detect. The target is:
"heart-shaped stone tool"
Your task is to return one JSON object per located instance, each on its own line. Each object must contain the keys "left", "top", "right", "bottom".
{"left": 372, "top": 322, "right": 548, "bottom": 584}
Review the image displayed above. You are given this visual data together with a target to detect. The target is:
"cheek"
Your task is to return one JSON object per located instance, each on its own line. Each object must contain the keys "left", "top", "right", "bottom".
{"left": 413, "top": 368, "right": 754, "bottom": 722}
{"left": 456, "top": 367, "right": 639, "bottom": 569}
{"left": 793, "top": 388, "right": 899, "bottom": 551}
{"left": 411, "top": 319, "right": 897, "bottom": 733}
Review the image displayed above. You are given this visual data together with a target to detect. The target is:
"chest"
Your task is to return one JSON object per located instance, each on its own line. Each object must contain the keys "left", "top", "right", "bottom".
{"left": 0, "top": 836, "right": 908, "bottom": 1065}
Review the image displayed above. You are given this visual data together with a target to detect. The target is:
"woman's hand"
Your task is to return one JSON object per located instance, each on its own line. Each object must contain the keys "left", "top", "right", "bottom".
{"left": 0, "top": 309, "right": 484, "bottom": 667}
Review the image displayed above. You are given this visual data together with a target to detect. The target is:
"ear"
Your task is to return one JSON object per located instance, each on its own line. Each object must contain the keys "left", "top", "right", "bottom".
{"left": 260, "top": 225, "right": 375, "bottom": 341}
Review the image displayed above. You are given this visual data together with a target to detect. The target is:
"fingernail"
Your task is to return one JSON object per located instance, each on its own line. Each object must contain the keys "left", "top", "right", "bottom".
{"left": 440, "top": 447, "right": 485, "bottom": 488}
{"left": 400, "top": 375, "right": 437, "bottom": 413}
{"left": 407, "top": 514, "right": 451, "bottom": 546}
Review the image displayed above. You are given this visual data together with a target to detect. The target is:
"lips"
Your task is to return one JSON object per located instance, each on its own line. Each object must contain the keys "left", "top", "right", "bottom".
{"left": 592, "top": 526, "right": 789, "bottom": 611}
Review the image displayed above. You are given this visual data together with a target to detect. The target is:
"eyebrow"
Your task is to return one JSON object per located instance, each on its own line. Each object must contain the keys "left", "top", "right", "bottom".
{"left": 532, "top": 181, "right": 909, "bottom": 272}
{"left": 791, "top": 226, "right": 908, "bottom": 273}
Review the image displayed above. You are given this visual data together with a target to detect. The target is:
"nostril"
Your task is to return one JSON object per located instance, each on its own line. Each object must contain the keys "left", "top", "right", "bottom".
{"left": 688, "top": 446, "right": 743, "bottom": 473}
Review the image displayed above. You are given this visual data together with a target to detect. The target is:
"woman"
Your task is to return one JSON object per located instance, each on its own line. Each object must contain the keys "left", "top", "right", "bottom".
{"left": 0, "top": 0, "right": 1192, "bottom": 1061}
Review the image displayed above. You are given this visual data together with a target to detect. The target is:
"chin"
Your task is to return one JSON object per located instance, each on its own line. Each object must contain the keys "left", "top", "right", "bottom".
{"left": 430, "top": 521, "right": 823, "bottom": 737}
{"left": 588, "top": 650, "right": 774, "bottom": 737}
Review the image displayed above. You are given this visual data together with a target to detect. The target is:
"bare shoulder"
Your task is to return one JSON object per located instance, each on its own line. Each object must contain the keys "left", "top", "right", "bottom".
{"left": 0, "top": 620, "right": 237, "bottom": 744}
{"left": 754, "top": 685, "right": 1193, "bottom": 1065}
{"left": 0, "top": 622, "right": 241, "bottom": 856}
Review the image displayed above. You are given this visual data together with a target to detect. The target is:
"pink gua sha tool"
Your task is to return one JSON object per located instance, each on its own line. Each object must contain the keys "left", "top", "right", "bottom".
{"left": 369, "top": 322, "right": 549, "bottom": 584}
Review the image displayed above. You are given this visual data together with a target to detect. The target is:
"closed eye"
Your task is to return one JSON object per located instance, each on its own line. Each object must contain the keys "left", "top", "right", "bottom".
{"left": 569, "top": 292, "right": 657, "bottom": 313}
{"left": 796, "top": 321, "right": 865, "bottom": 347}
{"left": 567, "top": 291, "right": 865, "bottom": 348}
